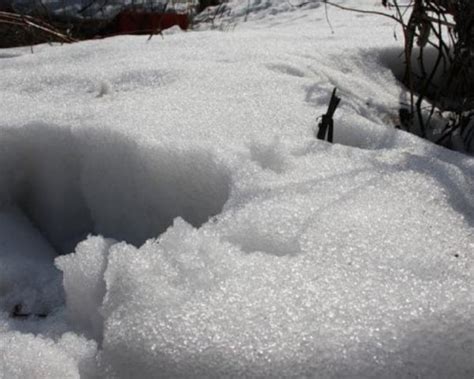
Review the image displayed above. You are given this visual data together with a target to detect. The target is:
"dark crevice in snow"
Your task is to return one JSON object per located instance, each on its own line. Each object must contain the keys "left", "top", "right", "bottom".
{"left": 375, "top": 47, "right": 474, "bottom": 152}
{"left": 377, "top": 46, "right": 474, "bottom": 114}
{"left": 0, "top": 124, "right": 232, "bottom": 255}
{"left": 377, "top": 46, "right": 446, "bottom": 102}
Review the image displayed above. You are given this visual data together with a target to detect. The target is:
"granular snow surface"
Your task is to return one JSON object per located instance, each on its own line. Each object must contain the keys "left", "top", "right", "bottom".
{"left": 0, "top": 1, "right": 473, "bottom": 377}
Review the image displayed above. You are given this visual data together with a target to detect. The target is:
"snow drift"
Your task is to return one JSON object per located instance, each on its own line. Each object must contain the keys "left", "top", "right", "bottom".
{"left": 0, "top": 0, "right": 473, "bottom": 377}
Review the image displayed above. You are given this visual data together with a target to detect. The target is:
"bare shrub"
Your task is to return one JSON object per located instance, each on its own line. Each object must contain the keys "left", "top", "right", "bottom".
{"left": 384, "top": 0, "right": 474, "bottom": 152}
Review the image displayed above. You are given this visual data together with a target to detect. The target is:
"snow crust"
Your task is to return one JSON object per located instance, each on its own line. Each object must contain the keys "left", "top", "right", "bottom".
{"left": 0, "top": 0, "right": 473, "bottom": 377}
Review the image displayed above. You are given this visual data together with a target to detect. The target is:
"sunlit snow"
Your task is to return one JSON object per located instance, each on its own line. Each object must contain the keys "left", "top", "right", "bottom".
{"left": 0, "top": 0, "right": 473, "bottom": 377}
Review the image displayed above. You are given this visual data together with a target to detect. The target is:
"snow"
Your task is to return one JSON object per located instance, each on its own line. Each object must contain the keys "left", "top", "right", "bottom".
{"left": 0, "top": 0, "right": 473, "bottom": 377}
{"left": 0, "top": 332, "right": 97, "bottom": 378}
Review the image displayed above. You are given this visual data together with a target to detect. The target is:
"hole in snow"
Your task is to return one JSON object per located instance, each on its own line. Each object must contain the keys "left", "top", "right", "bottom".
{"left": 377, "top": 47, "right": 445, "bottom": 92}
{"left": 0, "top": 124, "right": 231, "bottom": 319}
{"left": 0, "top": 124, "right": 231, "bottom": 255}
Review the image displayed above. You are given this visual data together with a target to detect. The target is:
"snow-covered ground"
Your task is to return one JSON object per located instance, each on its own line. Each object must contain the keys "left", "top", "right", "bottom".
{"left": 0, "top": 1, "right": 473, "bottom": 377}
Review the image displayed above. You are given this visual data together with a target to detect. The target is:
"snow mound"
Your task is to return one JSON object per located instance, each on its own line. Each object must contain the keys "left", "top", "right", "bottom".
{"left": 0, "top": 0, "right": 473, "bottom": 377}
{"left": 58, "top": 143, "right": 473, "bottom": 377}
{"left": 95, "top": 193, "right": 473, "bottom": 377}
{"left": 55, "top": 236, "right": 116, "bottom": 342}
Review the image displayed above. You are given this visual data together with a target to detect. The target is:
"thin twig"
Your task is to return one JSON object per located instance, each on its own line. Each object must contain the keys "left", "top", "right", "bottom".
{"left": 322, "top": 0, "right": 403, "bottom": 25}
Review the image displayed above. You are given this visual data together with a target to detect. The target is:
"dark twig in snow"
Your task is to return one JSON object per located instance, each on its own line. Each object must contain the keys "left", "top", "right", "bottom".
{"left": 317, "top": 87, "right": 341, "bottom": 143}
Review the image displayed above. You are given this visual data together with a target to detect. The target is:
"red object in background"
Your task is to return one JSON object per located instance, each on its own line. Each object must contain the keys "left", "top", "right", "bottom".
{"left": 111, "top": 10, "right": 189, "bottom": 35}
